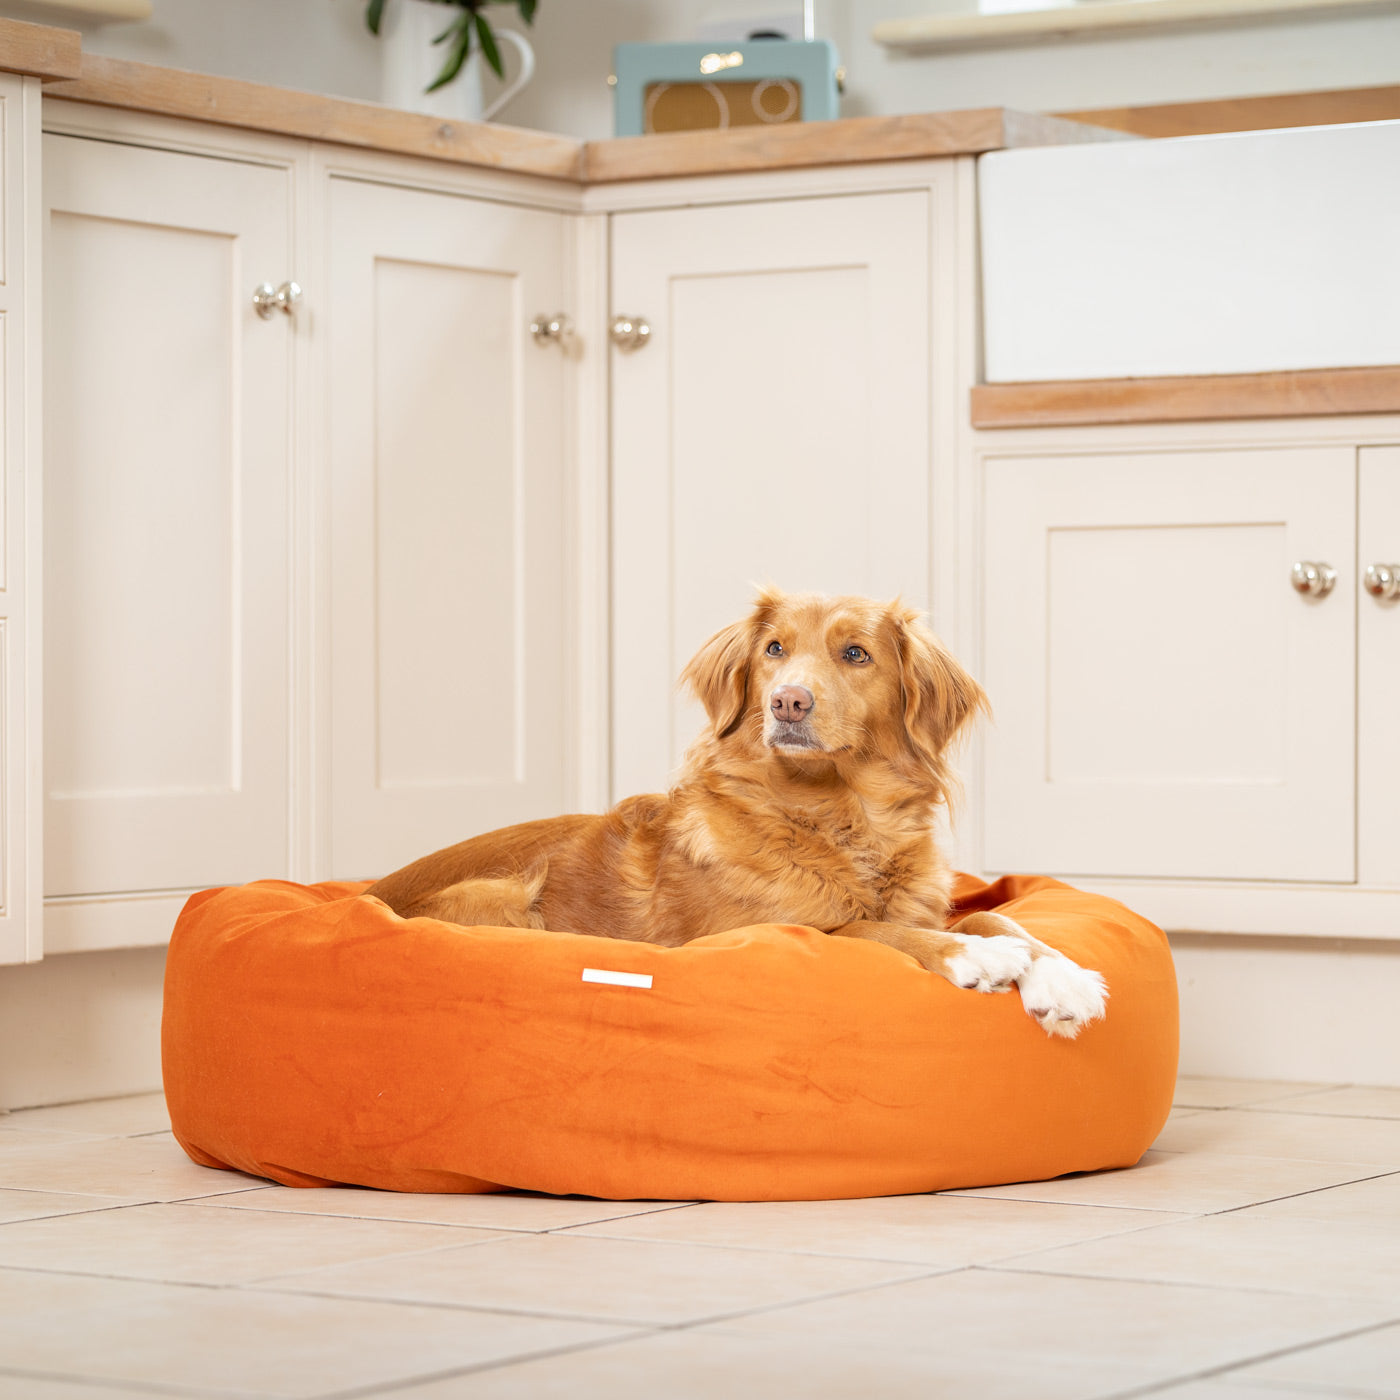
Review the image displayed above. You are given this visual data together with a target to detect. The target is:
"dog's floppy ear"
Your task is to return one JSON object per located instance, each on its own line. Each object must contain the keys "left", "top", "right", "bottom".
{"left": 896, "top": 607, "right": 989, "bottom": 771}
{"left": 680, "top": 616, "right": 756, "bottom": 737}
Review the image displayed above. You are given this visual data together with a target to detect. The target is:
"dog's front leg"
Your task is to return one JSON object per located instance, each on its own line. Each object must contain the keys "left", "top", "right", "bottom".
{"left": 831, "top": 917, "right": 1107, "bottom": 1040}
{"left": 949, "top": 911, "right": 1108, "bottom": 1040}
{"left": 829, "top": 921, "right": 1031, "bottom": 994}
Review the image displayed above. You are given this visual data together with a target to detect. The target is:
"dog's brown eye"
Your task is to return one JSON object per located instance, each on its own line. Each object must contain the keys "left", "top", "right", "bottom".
{"left": 844, "top": 645, "right": 871, "bottom": 664}
{"left": 765, "top": 641, "right": 784, "bottom": 658}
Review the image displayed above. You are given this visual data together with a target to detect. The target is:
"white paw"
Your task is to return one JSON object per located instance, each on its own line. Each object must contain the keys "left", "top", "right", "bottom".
{"left": 947, "top": 934, "right": 1034, "bottom": 994}
{"left": 1017, "top": 955, "right": 1108, "bottom": 1039}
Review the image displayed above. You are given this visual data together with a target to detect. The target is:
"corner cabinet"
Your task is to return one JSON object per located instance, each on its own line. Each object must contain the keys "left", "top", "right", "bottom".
{"left": 975, "top": 423, "right": 1400, "bottom": 936}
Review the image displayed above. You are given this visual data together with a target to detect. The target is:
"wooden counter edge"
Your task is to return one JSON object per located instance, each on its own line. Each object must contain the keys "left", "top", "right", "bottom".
{"left": 582, "top": 108, "right": 1130, "bottom": 183}
{"left": 971, "top": 366, "right": 1400, "bottom": 428}
{"left": 45, "top": 54, "right": 586, "bottom": 182}
{"left": 0, "top": 17, "right": 81, "bottom": 82}
{"left": 1057, "top": 82, "right": 1400, "bottom": 137}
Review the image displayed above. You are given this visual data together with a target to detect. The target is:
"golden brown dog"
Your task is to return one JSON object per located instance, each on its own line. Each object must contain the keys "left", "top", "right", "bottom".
{"left": 367, "top": 588, "right": 1107, "bottom": 1037}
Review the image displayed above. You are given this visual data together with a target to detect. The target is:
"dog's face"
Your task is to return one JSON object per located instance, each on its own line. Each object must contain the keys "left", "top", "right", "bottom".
{"left": 753, "top": 592, "right": 907, "bottom": 757}
{"left": 681, "top": 587, "right": 987, "bottom": 780}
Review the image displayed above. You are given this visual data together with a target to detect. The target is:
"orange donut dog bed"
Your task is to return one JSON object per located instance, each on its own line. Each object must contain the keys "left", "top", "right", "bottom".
{"left": 162, "top": 873, "right": 1177, "bottom": 1201}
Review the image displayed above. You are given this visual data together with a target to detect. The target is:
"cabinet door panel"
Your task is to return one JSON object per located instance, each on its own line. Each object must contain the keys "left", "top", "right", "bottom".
{"left": 43, "top": 136, "right": 292, "bottom": 899}
{"left": 612, "top": 191, "right": 932, "bottom": 797}
{"left": 983, "top": 447, "right": 1356, "bottom": 882}
{"left": 1359, "top": 445, "right": 1400, "bottom": 886}
{"left": 326, "top": 178, "right": 568, "bottom": 879}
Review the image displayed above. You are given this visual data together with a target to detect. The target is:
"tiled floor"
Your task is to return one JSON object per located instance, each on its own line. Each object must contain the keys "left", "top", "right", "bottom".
{"left": 1, "top": 1079, "right": 1398, "bottom": 1398}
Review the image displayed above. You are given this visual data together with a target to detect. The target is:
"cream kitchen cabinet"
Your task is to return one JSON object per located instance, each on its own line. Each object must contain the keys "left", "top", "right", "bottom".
{"left": 608, "top": 175, "right": 959, "bottom": 798}
{"left": 42, "top": 128, "right": 297, "bottom": 955}
{"left": 319, "top": 165, "right": 573, "bottom": 879}
{"left": 977, "top": 428, "right": 1400, "bottom": 935}
{"left": 0, "top": 73, "right": 42, "bottom": 966}
{"left": 37, "top": 108, "right": 583, "bottom": 951}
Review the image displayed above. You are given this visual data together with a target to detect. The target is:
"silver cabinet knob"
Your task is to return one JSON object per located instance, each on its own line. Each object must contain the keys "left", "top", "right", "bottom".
{"left": 1290, "top": 561, "right": 1337, "bottom": 598}
{"left": 609, "top": 315, "right": 651, "bottom": 351}
{"left": 530, "top": 312, "right": 573, "bottom": 348}
{"left": 253, "top": 281, "right": 302, "bottom": 320}
{"left": 1364, "top": 562, "right": 1400, "bottom": 602}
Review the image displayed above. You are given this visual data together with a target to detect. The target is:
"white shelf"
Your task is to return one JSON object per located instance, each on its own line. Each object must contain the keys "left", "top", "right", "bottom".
{"left": 873, "top": 0, "right": 1400, "bottom": 51}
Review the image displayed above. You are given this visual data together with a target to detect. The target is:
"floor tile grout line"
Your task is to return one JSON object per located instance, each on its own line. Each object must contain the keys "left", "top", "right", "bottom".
{"left": 239, "top": 1232, "right": 559, "bottom": 1288}
{"left": 0, "top": 1192, "right": 165, "bottom": 1219}
{"left": 241, "top": 1276, "right": 680, "bottom": 1327}
{"left": 0, "top": 1263, "right": 237, "bottom": 1293}
{"left": 309, "top": 1327, "right": 659, "bottom": 1400}
{"left": 2, "top": 1244, "right": 1388, "bottom": 1331}
{"left": 8, "top": 1192, "right": 1235, "bottom": 1282}
{"left": 534, "top": 1206, "right": 1210, "bottom": 1267}
{"left": 947, "top": 1156, "right": 1400, "bottom": 1213}
{"left": 1171, "top": 1082, "right": 1351, "bottom": 1110}
{"left": 1241, "top": 1106, "right": 1400, "bottom": 1122}
{"left": 0, "top": 1362, "right": 237, "bottom": 1400}
{"left": 2, "top": 1200, "right": 1238, "bottom": 1286}
{"left": 190, "top": 1195, "right": 702, "bottom": 1232}
{"left": 2, "top": 1250, "right": 846, "bottom": 1336}
{"left": 1207, "top": 1166, "right": 1400, "bottom": 1218}
{"left": 979, "top": 1258, "right": 1400, "bottom": 1306}
{"left": 240, "top": 1257, "right": 973, "bottom": 1333}
{"left": 1098, "top": 1313, "right": 1400, "bottom": 1400}
{"left": 0, "top": 1125, "right": 174, "bottom": 1139}
{"left": 232, "top": 1210, "right": 978, "bottom": 1288}
{"left": 938, "top": 1189, "right": 1203, "bottom": 1212}
{"left": 1135, "top": 1146, "right": 1400, "bottom": 1172}
{"left": 0, "top": 1229, "right": 535, "bottom": 1292}
{"left": 0, "top": 1254, "right": 759, "bottom": 1335}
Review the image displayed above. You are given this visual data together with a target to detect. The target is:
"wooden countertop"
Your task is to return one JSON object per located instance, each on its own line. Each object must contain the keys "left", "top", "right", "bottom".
{"left": 44, "top": 54, "right": 587, "bottom": 181}
{"left": 31, "top": 46, "right": 1121, "bottom": 185}
{"left": 0, "top": 16, "right": 81, "bottom": 82}
{"left": 580, "top": 108, "right": 1122, "bottom": 182}
{"left": 1059, "top": 82, "right": 1400, "bottom": 137}
{"left": 971, "top": 366, "right": 1400, "bottom": 428}
{"left": 19, "top": 18, "right": 1399, "bottom": 179}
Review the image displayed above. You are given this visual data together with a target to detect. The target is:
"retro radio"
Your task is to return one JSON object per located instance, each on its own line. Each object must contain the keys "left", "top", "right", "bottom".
{"left": 613, "top": 39, "right": 842, "bottom": 138}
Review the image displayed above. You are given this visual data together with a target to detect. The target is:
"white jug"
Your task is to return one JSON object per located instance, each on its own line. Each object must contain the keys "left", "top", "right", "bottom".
{"left": 379, "top": 0, "right": 536, "bottom": 123}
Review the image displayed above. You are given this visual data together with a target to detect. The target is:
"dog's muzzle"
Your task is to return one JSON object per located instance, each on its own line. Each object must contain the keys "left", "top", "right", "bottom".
{"left": 767, "top": 720, "right": 824, "bottom": 751}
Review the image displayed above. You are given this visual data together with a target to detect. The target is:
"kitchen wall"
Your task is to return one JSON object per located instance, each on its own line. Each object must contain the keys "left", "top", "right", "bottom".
{"left": 62, "top": 0, "right": 1400, "bottom": 138}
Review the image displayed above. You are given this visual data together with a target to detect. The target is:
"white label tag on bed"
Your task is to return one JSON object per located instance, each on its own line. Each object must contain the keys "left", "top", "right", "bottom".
{"left": 581, "top": 968, "right": 653, "bottom": 989}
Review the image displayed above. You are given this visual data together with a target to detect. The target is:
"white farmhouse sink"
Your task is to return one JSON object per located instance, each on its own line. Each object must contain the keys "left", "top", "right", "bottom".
{"left": 978, "top": 119, "right": 1400, "bottom": 382}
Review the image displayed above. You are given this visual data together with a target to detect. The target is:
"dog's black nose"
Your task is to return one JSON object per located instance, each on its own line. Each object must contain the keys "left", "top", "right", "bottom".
{"left": 770, "top": 685, "right": 814, "bottom": 723}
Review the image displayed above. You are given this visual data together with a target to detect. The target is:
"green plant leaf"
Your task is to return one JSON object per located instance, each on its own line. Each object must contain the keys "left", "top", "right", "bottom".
{"left": 474, "top": 11, "right": 504, "bottom": 78}
{"left": 426, "top": 13, "right": 475, "bottom": 91}
{"left": 368, "top": 0, "right": 533, "bottom": 92}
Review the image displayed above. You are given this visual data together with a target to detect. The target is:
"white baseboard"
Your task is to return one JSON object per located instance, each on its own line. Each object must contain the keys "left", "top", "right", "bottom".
{"left": 0, "top": 945, "right": 166, "bottom": 1111}
{"left": 1171, "top": 933, "right": 1400, "bottom": 1085}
